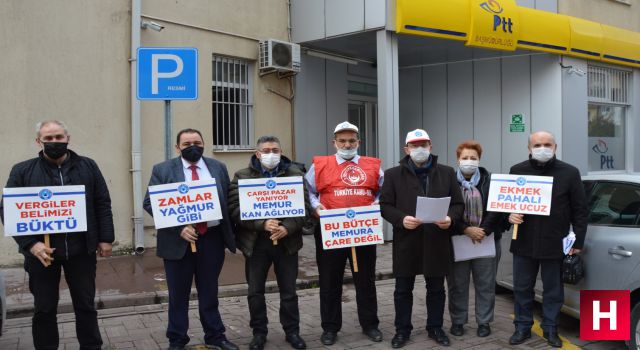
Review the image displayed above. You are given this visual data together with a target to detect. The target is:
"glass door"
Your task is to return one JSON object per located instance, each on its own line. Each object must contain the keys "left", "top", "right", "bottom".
{"left": 348, "top": 100, "right": 378, "bottom": 157}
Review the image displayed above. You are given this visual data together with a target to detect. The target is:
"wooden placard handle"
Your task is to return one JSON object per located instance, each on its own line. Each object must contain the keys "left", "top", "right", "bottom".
{"left": 351, "top": 246, "right": 359, "bottom": 273}
{"left": 512, "top": 224, "right": 519, "bottom": 240}
{"left": 43, "top": 234, "right": 51, "bottom": 267}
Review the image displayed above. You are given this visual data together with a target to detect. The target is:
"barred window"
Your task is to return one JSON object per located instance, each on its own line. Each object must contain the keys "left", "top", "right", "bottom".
{"left": 212, "top": 56, "right": 254, "bottom": 150}
{"left": 587, "top": 65, "right": 632, "bottom": 172}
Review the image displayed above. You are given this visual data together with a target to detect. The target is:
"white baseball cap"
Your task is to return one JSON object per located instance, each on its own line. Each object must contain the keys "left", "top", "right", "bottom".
{"left": 334, "top": 121, "right": 359, "bottom": 134}
{"left": 405, "top": 129, "right": 431, "bottom": 144}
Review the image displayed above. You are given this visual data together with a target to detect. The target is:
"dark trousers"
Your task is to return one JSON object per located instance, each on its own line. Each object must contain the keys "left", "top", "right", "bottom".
{"left": 314, "top": 231, "right": 379, "bottom": 332}
{"left": 394, "top": 276, "right": 446, "bottom": 336}
{"left": 512, "top": 254, "right": 564, "bottom": 333}
{"left": 25, "top": 252, "right": 101, "bottom": 350}
{"left": 246, "top": 235, "right": 300, "bottom": 336}
{"left": 163, "top": 228, "right": 226, "bottom": 347}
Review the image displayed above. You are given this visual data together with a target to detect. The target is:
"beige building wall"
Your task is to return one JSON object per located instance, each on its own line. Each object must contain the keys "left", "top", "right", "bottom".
{"left": 559, "top": 0, "right": 640, "bottom": 32}
{"left": 0, "top": 0, "right": 292, "bottom": 265}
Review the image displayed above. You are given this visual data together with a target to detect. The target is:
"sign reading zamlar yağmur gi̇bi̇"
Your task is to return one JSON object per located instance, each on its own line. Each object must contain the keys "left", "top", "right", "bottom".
{"left": 148, "top": 179, "right": 222, "bottom": 229}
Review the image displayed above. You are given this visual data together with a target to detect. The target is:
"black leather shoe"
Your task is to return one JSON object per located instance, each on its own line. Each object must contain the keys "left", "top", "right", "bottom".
{"left": 167, "top": 346, "right": 185, "bottom": 350}
{"left": 428, "top": 328, "right": 450, "bottom": 346}
{"left": 285, "top": 333, "right": 307, "bottom": 349}
{"left": 363, "top": 328, "right": 383, "bottom": 342}
{"left": 508, "top": 330, "right": 531, "bottom": 345}
{"left": 320, "top": 331, "right": 337, "bottom": 345}
{"left": 249, "top": 334, "right": 267, "bottom": 350}
{"left": 210, "top": 340, "right": 240, "bottom": 350}
{"left": 477, "top": 324, "right": 491, "bottom": 337}
{"left": 543, "top": 332, "right": 562, "bottom": 348}
{"left": 449, "top": 324, "right": 464, "bottom": 336}
{"left": 391, "top": 333, "right": 409, "bottom": 348}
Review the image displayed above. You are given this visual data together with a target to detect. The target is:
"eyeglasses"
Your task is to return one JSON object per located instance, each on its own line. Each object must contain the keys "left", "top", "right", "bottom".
{"left": 259, "top": 148, "right": 281, "bottom": 154}
{"left": 335, "top": 138, "right": 359, "bottom": 145}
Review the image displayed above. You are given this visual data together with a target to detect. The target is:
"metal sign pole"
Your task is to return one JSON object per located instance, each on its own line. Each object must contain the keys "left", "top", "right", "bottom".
{"left": 165, "top": 100, "right": 172, "bottom": 160}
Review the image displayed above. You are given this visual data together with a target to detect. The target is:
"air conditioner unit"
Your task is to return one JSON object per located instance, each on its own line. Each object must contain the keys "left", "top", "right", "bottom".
{"left": 259, "top": 39, "right": 301, "bottom": 74}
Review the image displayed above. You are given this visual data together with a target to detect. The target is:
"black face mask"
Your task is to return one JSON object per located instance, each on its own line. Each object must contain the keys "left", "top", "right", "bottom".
{"left": 43, "top": 142, "right": 68, "bottom": 160}
{"left": 181, "top": 145, "right": 204, "bottom": 163}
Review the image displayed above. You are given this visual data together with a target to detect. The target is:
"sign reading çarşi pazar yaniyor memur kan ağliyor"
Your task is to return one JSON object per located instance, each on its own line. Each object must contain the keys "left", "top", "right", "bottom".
{"left": 320, "top": 205, "right": 384, "bottom": 250}
{"left": 148, "top": 179, "right": 222, "bottom": 229}
{"left": 238, "top": 176, "right": 306, "bottom": 220}
{"left": 486, "top": 174, "right": 554, "bottom": 215}
{"left": 3, "top": 185, "right": 87, "bottom": 236}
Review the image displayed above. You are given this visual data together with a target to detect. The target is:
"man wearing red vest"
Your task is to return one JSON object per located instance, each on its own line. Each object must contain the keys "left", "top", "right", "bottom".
{"left": 305, "top": 121, "right": 384, "bottom": 346}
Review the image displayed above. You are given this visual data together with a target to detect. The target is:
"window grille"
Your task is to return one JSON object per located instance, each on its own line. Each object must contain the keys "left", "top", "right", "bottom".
{"left": 212, "top": 56, "right": 254, "bottom": 149}
{"left": 588, "top": 65, "right": 632, "bottom": 105}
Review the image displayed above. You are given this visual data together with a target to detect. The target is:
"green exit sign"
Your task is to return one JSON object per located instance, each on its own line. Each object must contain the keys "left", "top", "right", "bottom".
{"left": 510, "top": 114, "right": 525, "bottom": 132}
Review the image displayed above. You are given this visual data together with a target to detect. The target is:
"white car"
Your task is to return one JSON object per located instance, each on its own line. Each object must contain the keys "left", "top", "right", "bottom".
{"left": 496, "top": 174, "right": 640, "bottom": 348}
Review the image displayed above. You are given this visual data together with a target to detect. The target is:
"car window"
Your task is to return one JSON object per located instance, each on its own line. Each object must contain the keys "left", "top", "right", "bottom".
{"left": 588, "top": 182, "right": 640, "bottom": 227}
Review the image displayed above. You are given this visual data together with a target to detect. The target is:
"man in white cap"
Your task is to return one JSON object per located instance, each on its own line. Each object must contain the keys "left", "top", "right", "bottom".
{"left": 305, "top": 121, "right": 385, "bottom": 346}
{"left": 380, "top": 129, "right": 464, "bottom": 348}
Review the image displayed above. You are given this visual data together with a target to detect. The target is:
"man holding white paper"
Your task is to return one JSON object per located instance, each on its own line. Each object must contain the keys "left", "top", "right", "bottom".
{"left": 380, "top": 129, "right": 464, "bottom": 348}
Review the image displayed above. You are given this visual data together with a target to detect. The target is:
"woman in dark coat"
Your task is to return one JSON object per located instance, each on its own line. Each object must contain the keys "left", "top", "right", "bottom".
{"left": 380, "top": 129, "right": 464, "bottom": 348}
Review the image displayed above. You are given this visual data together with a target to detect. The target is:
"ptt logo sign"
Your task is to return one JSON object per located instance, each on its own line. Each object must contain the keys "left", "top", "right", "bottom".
{"left": 480, "top": 0, "right": 513, "bottom": 33}
{"left": 580, "top": 290, "right": 630, "bottom": 341}
{"left": 592, "top": 139, "right": 615, "bottom": 169}
{"left": 137, "top": 47, "right": 198, "bottom": 100}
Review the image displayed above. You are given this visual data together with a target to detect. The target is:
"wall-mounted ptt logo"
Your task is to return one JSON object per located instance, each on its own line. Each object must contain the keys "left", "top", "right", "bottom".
{"left": 592, "top": 139, "right": 609, "bottom": 154}
{"left": 480, "top": 0, "right": 503, "bottom": 14}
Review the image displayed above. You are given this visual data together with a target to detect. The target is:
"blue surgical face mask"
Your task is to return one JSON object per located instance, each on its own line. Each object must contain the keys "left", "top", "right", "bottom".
{"left": 337, "top": 147, "right": 358, "bottom": 160}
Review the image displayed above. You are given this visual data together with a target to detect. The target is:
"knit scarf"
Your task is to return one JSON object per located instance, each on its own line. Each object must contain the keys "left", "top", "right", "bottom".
{"left": 456, "top": 169, "right": 483, "bottom": 226}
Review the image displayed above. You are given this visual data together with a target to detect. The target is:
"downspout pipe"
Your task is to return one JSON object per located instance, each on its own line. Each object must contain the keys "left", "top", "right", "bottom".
{"left": 131, "top": 0, "right": 145, "bottom": 254}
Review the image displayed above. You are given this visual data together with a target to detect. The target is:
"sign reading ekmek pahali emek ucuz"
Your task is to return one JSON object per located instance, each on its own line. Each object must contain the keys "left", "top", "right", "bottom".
{"left": 486, "top": 174, "right": 554, "bottom": 215}
{"left": 237, "top": 176, "right": 306, "bottom": 220}
{"left": 3, "top": 185, "right": 87, "bottom": 236}
{"left": 148, "top": 179, "right": 222, "bottom": 229}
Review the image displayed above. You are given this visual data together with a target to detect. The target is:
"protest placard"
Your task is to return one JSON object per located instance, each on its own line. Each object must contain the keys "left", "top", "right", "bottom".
{"left": 3, "top": 185, "right": 87, "bottom": 236}
{"left": 238, "top": 176, "right": 305, "bottom": 220}
{"left": 487, "top": 174, "right": 553, "bottom": 215}
{"left": 148, "top": 179, "right": 222, "bottom": 229}
{"left": 319, "top": 205, "right": 383, "bottom": 250}
{"left": 486, "top": 174, "right": 554, "bottom": 239}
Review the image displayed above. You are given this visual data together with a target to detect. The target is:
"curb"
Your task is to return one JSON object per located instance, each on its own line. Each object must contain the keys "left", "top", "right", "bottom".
{"left": 7, "top": 270, "right": 394, "bottom": 319}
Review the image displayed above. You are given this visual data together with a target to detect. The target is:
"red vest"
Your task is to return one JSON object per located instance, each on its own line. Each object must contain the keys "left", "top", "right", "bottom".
{"left": 313, "top": 155, "right": 381, "bottom": 210}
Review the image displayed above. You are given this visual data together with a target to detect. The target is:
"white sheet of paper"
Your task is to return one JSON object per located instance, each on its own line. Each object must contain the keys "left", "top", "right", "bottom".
{"left": 451, "top": 233, "right": 496, "bottom": 262}
{"left": 415, "top": 196, "right": 451, "bottom": 223}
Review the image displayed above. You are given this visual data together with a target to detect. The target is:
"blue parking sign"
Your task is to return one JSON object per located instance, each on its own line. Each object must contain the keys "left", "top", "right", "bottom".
{"left": 137, "top": 47, "right": 198, "bottom": 100}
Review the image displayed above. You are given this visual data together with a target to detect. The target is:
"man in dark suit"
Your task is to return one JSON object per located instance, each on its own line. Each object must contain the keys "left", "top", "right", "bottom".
{"left": 143, "top": 128, "right": 238, "bottom": 350}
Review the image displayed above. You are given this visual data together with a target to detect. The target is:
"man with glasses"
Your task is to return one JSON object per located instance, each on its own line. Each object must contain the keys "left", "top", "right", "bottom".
{"left": 143, "top": 128, "right": 238, "bottom": 350}
{"left": 305, "top": 121, "right": 384, "bottom": 346}
{"left": 228, "top": 136, "right": 310, "bottom": 350}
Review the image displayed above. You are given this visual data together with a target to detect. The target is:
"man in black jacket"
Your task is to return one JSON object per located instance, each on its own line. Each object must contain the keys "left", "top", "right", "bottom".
{"left": 228, "top": 136, "right": 309, "bottom": 350}
{"left": 0, "top": 120, "right": 114, "bottom": 350}
{"left": 482, "top": 131, "right": 588, "bottom": 348}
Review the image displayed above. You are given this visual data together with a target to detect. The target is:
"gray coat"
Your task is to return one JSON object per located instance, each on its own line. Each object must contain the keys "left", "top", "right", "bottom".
{"left": 143, "top": 156, "right": 236, "bottom": 260}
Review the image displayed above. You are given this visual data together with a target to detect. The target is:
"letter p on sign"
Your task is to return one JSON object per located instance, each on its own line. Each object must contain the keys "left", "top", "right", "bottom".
{"left": 580, "top": 290, "right": 630, "bottom": 340}
{"left": 152, "top": 54, "right": 183, "bottom": 94}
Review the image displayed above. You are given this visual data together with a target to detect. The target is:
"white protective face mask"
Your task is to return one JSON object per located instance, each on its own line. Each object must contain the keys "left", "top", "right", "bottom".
{"left": 531, "top": 147, "right": 554, "bottom": 163}
{"left": 410, "top": 147, "right": 430, "bottom": 164}
{"left": 260, "top": 152, "right": 281, "bottom": 169}
{"left": 459, "top": 159, "right": 479, "bottom": 175}
{"left": 337, "top": 148, "right": 358, "bottom": 160}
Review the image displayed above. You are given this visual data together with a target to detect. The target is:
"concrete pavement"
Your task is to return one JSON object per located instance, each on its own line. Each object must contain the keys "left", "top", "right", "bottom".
{"left": 0, "top": 279, "right": 626, "bottom": 349}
